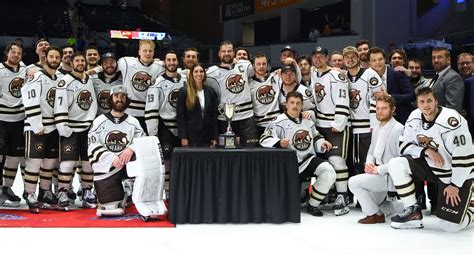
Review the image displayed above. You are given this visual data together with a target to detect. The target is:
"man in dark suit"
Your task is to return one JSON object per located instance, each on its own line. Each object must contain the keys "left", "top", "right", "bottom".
{"left": 367, "top": 47, "right": 415, "bottom": 124}
{"left": 430, "top": 47, "right": 464, "bottom": 113}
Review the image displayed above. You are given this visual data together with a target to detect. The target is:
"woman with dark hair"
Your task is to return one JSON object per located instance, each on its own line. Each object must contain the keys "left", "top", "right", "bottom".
{"left": 177, "top": 63, "right": 218, "bottom": 147}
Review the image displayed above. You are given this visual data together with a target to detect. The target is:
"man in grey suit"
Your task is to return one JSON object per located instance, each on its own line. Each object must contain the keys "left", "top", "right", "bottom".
{"left": 429, "top": 47, "right": 464, "bottom": 113}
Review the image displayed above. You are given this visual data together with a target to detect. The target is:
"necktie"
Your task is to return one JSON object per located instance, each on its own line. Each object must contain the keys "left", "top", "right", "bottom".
{"left": 429, "top": 74, "right": 439, "bottom": 87}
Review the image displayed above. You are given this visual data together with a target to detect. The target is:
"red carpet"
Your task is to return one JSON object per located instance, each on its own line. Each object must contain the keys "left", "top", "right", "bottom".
{"left": 0, "top": 206, "right": 175, "bottom": 228}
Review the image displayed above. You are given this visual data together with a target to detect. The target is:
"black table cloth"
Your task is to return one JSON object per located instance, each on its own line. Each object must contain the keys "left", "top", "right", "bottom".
{"left": 169, "top": 147, "right": 300, "bottom": 224}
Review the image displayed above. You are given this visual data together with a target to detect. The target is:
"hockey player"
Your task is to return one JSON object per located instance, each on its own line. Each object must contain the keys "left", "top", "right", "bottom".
{"left": 54, "top": 52, "right": 98, "bottom": 210}
{"left": 93, "top": 52, "right": 122, "bottom": 115}
{"left": 278, "top": 65, "right": 314, "bottom": 115}
{"left": 343, "top": 46, "right": 383, "bottom": 175}
{"left": 145, "top": 50, "right": 185, "bottom": 195}
{"left": 85, "top": 45, "right": 100, "bottom": 71}
{"left": 57, "top": 45, "right": 74, "bottom": 77}
{"left": 249, "top": 53, "right": 282, "bottom": 136}
{"left": 206, "top": 41, "right": 259, "bottom": 146}
{"left": 297, "top": 55, "right": 312, "bottom": 87}
{"left": 348, "top": 95, "right": 404, "bottom": 224}
{"left": 88, "top": 85, "right": 147, "bottom": 217}
{"left": 182, "top": 47, "right": 199, "bottom": 71}
{"left": 0, "top": 42, "right": 26, "bottom": 207}
{"left": 311, "top": 46, "right": 351, "bottom": 216}
{"left": 235, "top": 47, "right": 250, "bottom": 61}
{"left": 21, "top": 46, "right": 62, "bottom": 212}
{"left": 25, "top": 38, "right": 49, "bottom": 80}
{"left": 260, "top": 91, "right": 336, "bottom": 217}
{"left": 116, "top": 40, "right": 165, "bottom": 132}
{"left": 387, "top": 87, "right": 473, "bottom": 231}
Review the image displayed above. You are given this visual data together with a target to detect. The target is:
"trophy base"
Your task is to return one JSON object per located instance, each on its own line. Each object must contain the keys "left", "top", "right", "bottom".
{"left": 218, "top": 134, "right": 239, "bottom": 148}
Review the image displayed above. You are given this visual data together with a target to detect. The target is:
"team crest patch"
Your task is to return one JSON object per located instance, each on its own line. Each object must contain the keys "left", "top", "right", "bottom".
{"left": 168, "top": 89, "right": 180, "bottom": 108}
{"left": 46, "top": 88, "right": 56, "bottom": 108}
{"left": 105, "top": 131, "right": 128, "bottom": 152}
{"left": 292, "top": 129, "right": 312, "bottom": 151}
{"left": 57, "top": 80, "right": 66, "bottom": 88}
{"left": 225, "top": 74, "right": 245, "bottom": 94}
{"left": 314, "top": 83, "right": 326, "bottom": 103}
{"left": 131, "top": 71, "right": 152, "bottom": 92}
{"left": 305, "top": 89, "right": 312, "bottom": 97}
{"left": 369, "top": 77, "right": 379, "bottom": 86}
{"left": 447, "top": 117, "right": 459, "bottom": 127}
{"left": 256, "top": 85, "right": 275, "bottom": 105}
{"left": 35, "top": 142, "right": 44, "bottom": 152}
{"left": 64, "top": 144, "right": 73, "bottom": 153}
{"left": 349, "top": 89, "right": 361, "bottom": 109}
{"left": 338, "top": 73, "right": 346, "bottom": 81}
{"left": 9, "top": 77, "right": 24, "bottom": 98}
{"left": 98, "top": 90, "right": 111, "bottom": 110}
{"left": 76, "top": 90, "right": 93, "bottom": 110}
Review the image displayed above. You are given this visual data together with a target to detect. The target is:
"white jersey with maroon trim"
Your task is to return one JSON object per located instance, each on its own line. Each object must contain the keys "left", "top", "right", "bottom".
{"left": 88, "top": 113, "right": 145, "bottom": 174}
{"left": 145, "top": 73, "right": 185, "bottom": 137}
{"left": 311, "top": 69, "right": 350, "bottom": 131}
{"left": 117, "top": 57, "right": 164, "bottom": 118}
{"left": 92, "top": 72, "right": 122, "bottom": 115}
{"left": 54, "top": 73, "right": 98, "bottom": 136}
{"left": 399, "top": 107, "right": 474, "bottom": 187}
{"left": 0, "top": 62, "right": 27, "bottom": 122}
{"left": 260, "top": 113, "right": 327, "bottom": 171}
{"left": 347, "top": 68, "right": 383, "bottom": 134}
{"left": 206, "top": 60, "right": 254, "bottom": 121}
{"left": 21, "top": 69, "right": 58, "bottom": 134}
{"left": 249, "top": 73, "right": 281, "bottom": 127}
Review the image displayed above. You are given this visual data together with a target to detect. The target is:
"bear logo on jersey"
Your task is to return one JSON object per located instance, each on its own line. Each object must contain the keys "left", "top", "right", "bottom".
{"left": 46, "top": 88, "right": 56, "bottom": 108}
{"left": 338, "top": 73, "right": 346, "bottom": 81}
{"left": 9, "top": 77, "right": 24, "bottom": 98}
{"left": 256, "top": 85, "right": 275, "bottom": 105}
{"left": 314, "top": 83, "right": 326, "bottom": 103}
{"left": 293, "top": 129, "right": 312, "bottom": 151}
{"left": 77, "top": 90, "right": 93, "bottom": 110}
{"left": 447, "top": 117, "right": 459, "bottom": 127}
{"left": 98, "top": 90, "right": 111, "bottom": 110}
{"left": 416, "top": 135, "right": 440, "bottom": 151}
{"left": 168, "top": 89, "right": 180, "bottom": 108}
{"left": 349, "top": 89, "right": 361, "bottom": 109}
{"left": 105, "top": 131, "right": 129, "bottom": 152}
{"left": 35, "top": 142, "right": 44, "bottom": 152}
{"left": 225, "top": 74, "right": 245, "bottom": 94}
{"left": 131, "top": 71, "right": 152, "bottom": 92}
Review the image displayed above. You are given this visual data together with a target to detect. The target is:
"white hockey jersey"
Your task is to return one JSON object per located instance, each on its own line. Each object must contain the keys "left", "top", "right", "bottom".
{"left": 0, "top": 62, "right": 27, "bottom": 122}
{"left": 260, "top": 113, "right": 327, "bottom": 172}
{"left": 311, "top": 69, "right": 350, "bottom": 131}
{"left": 399, "top": 107, "right": 474, "bottom": 187}
{"left": 145, "top": 73, "right": 185, "bottom": 137}
{"left": 117, "top": 57, "right": 165, "bottom": 118}
{"left": 347, "top": 68, "right": 383, "bottom": 134}
{"left": 206, "top": 60, "right": 254, "bottom": 121}
{"left": 54, "top": 73, "right": 98, "bottom": 137}
{"left": 56, "top": 67, "right": 71, "bottom": 80}
{"left": 88, "top": 113, "right": 145, "bottom": 174}
{"left": 25, "top": 63, "right": 43, "bottom": 81}
{"left": 249, "top": 73, "right": 281, "bottom": 127}
{"left": 21, "top": 69, "right": 58, "bottom": 134}
{"left": 279, "top": 83, "right": 315, "bottom": 113}
{"left": 92, "top": 72, "right": 122, "bottom": 115}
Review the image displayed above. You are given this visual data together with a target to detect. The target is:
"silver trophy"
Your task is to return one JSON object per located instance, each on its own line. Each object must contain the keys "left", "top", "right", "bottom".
{"left": 219, "top": 102, "right": 237, "bottom": 148}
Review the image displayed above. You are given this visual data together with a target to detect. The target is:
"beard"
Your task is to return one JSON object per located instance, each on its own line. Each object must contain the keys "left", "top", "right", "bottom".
{"left": 46, "top": 61, "right": 59, "bottom": 70}
{"left": 409, "top": 75, "right": 420, "bottom": 84}
{"left": 104, "top": 66, "right": 117, "bottom": 76}
{"left": 165, "top": 65, "right": 177, "bottom": 73}
{"left": 221, "top": 55, "right": 233, "bottom": 64}
{"left": 73, "top": 65, "right": 84, "bottom": 73}
{"left": 111, "top": 100, "right": 126, "bottom": 112}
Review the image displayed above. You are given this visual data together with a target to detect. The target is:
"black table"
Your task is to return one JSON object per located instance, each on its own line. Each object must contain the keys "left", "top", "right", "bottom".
{"left": 169, "top": 147, "right": 300, "bottom": 224}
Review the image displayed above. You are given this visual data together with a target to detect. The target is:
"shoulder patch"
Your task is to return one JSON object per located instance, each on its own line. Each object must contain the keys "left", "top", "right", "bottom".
{"left": 338, "top": 73, "right": 346, "bottom": 81}
{"left": 305, "top": 88, "right": 312, "bottom": 97}
{"left": 447, "top": 117, "right": 459, "bottom": 127}
{"left": 369, "top": 77, "right": 379, "bottom": 86}
{"left": 57, "top": 80, "right": 66, "bottom": 88}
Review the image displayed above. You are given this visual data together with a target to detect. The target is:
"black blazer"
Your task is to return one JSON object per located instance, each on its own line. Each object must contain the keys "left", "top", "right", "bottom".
{"left": 386, "top": 67, "right": 415, "bottom": 123}
{"left": 177, "top": 85, "right": 218, "bottom": 146}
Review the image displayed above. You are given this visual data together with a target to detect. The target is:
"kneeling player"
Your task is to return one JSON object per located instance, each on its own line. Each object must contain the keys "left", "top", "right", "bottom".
{"left": 260, "top": 91, "right": 336, "bottom": 216}
{"left": 387, "top": 87, "right": 473, "bottom": 231}
{"left": 88, "top": 85, "right": 167, "bottom": 219}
